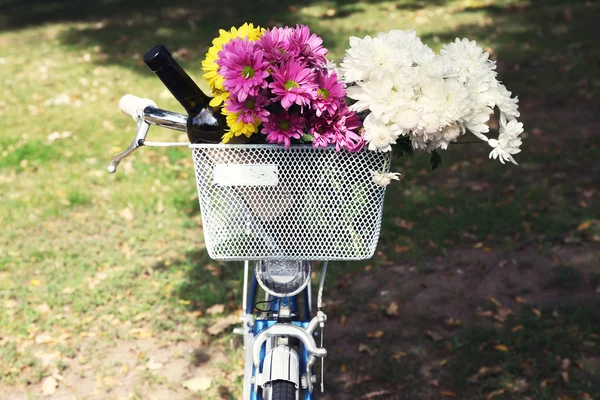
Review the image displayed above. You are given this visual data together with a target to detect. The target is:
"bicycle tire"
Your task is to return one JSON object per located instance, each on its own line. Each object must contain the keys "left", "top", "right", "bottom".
{"left": 269, "top": 380, "right": 297, "bottom": 400}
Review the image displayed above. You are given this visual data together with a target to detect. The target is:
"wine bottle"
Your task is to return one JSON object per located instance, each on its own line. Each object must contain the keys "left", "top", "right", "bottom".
{"left": 143, "top": 45, "right": 226, "bottom": 144}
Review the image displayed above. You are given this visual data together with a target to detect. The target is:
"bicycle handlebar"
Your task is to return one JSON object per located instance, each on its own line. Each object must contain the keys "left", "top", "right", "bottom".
{"left": 108, "top": 94, "right": 189, "bottom": 174}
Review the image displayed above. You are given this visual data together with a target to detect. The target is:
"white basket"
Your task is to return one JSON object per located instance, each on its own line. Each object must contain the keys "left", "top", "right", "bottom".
{"left": 191, "top": 144, "right": 390, "bottom": 261}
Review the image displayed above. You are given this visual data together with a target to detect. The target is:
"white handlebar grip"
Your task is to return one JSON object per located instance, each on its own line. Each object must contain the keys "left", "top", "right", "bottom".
{"left": 119, "top": 94, "right": 158, "bottom": 120}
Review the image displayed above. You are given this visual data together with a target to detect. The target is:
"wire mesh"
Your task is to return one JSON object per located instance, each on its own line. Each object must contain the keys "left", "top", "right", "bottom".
{"left": 191, "top": 144, "right": 390, "bottom": 261}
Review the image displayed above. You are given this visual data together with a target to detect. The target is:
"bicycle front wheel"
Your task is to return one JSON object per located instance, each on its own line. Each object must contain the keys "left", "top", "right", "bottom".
{"left": 267, "top": 380, "right": 297, "bottom": 400}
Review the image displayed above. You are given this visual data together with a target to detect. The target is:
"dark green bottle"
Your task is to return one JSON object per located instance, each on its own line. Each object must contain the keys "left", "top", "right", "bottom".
{"left": 143, "top": 44, "right": 226, "bottom": 143}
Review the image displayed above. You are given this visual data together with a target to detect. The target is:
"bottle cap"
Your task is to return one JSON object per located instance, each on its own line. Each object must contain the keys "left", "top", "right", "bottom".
{"left": 143, "top": 45, "right": 173, "bottom": 72}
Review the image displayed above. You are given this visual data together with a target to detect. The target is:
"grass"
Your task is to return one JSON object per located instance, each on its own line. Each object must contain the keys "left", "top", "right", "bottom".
{"left": 445, "top": 305, "right": 600, "bottom": 399}
{"left": 1, "top": 0, "right": 599, "bottom": 398}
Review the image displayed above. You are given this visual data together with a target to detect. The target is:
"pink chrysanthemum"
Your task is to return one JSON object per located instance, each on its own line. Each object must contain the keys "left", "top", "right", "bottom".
{"left": 225, "top": 95, "right": 271, "bottom": 124}
{"left": 288, "top": 25, "right": 328, "bottom": 67}
{"left": 314, "top": 70, "right": 346, "bottom": 117}
{"left": 308, "top": 115, "right": 335, "bottom": 149}
{"left": 258, "top": 26, "right": 293, "bottom": 63}
{"left": 261, "top": 112, "right": 306, "bottom": 149}
{"left": 217, "top": 38, "right": 270, "bottom": 102}
{"left": 269, "top": 59, "right": 317, "bottom": 111}
{"left": 329, "top": 105, "right": 365, "bottom": 152}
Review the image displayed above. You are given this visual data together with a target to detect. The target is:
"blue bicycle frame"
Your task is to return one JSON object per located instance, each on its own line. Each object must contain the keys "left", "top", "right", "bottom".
{"left": 246, "top": 272, "right": 316, "bottom": 400}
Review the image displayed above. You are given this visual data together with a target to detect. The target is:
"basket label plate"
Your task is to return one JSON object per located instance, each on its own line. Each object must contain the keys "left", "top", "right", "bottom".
{"left": 213, "top": 164, "right": 279, "bottom": 186}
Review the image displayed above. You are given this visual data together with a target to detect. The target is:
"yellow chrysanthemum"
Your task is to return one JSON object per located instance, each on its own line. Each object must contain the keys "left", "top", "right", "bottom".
{"left": 202, "top": 23, "right": 264, "bottom": 93}
{"left": 209, "top": 90, "right": 229, "bottom": 108}
{"left": 221, "top": 109, "right": 261, "bottom": 143}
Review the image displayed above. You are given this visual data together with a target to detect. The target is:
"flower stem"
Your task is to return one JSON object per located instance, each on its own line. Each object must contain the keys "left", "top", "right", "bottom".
{"left": 450, "top": 141, "right": 483, "bottom": 145}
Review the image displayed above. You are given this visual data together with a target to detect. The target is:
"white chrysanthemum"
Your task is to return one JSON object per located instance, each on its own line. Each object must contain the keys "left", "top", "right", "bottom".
{"left": 340, "top": 34, "right": 412, "bottom": 83}
{"left": 340, "top": 35, "right": 375, "bottom": 82}
{"left": 347, "top": 78, "right": 405, "bottom": 123}
{"left": 394, "top": 106, "right": 421, "bottom": 132}
{"left": 363, "top": 114, "right": 401, "bottom": 152}
{"left": 420, "top": 112, "right": 442, "bottom": 135}
{"left": 371, "top": 171, "right": 401, "bottom": 187}
{"left": 441, "top": 38, "right": 497, "bottom": 84}
{"left": 488, "top": 116, "right": 523, "bottom": 164}
{"left": 464, "top": 109, "right": 492, "bottom": 141}
{"left": 494, "top": 84, "right": 520, "bottom": 119}
{"left": 324, "top": 59, "right": 339, "bottom": 76}
{"left": 419, "top": 78, "right": 471, "bottom": 126}
{"left": 339, "top": 29, "right": 523, "bottom": 165}
{"left": 417, "top": 55, "right": 457, "bottom": 80}
{"left": 423, "top": 122, "right": 465, "bottom": 151}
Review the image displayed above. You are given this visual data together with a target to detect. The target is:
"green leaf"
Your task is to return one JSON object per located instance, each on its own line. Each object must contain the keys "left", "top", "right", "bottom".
{"left": 396, "top": 140, "right": 413, "bottom": 156}
{"left": 430, "top": 150, "right": 442, "bottom": 170}
{"left": 300, "top": 134, "right": 314, "bottom": 143}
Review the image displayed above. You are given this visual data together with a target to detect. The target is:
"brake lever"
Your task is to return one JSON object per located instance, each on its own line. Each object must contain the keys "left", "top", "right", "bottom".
{"left": 107, "top": 118, "right": 150, "bottom": 174}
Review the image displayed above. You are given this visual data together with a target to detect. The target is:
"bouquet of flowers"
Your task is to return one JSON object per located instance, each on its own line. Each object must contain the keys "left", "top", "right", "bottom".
{"left": 202, "top": 24, "right": 523, "bottom": 185}
{"left": 202, "top": 23, "right": 363, "bottom": 151}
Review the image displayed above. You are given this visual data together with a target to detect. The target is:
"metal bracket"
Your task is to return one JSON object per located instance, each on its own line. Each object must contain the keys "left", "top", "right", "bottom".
{"left": 107, "top": 119, "right": 150, "bottom": 174}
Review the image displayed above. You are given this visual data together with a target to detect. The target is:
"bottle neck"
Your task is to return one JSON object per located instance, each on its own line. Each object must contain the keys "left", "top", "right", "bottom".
{"left": 152, "top": 63, "right": 210, "bottom": 113}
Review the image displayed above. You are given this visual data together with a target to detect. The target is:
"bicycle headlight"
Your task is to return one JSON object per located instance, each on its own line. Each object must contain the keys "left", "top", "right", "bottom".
{"left": 255, "top": 260, "right": 311, "bottom": 297}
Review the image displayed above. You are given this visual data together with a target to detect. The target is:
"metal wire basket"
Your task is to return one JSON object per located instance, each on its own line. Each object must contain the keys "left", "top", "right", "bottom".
{"left": 191, "top": 144, "right": 390, "bottom": 261}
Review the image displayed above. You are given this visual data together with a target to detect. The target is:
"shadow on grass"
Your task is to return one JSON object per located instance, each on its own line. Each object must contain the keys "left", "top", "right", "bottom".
{"left": 421, "top": 0, "right": 600, "bottom": 101}
{"left": 152, "top": 246, "right": 243, "bottom": 311}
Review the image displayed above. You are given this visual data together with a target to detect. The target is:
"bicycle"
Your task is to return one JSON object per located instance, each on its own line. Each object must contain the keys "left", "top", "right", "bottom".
{"left": 109, "top": 94, "right": 390, "bottom": 400}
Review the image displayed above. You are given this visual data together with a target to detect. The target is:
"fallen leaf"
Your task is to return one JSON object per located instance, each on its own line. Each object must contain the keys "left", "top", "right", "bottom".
{"left": 178, "top": 299, "right": 191, "bottom": 305}
{"left": 358, "top": 344, "right": 377, "bottom": 357}
{"left": 41, "top": 376, "right": 57, "bottom": 396}
{"left": 61, "top": 287, "right": 75, "bottom": 294}
{"left": 393, "top": 352, "right": 407, "bottom": 362}
{"left": 494, "top": 344, "right": 509, "bottom": 352}
{"left": 469, "top": 365, "right": 502, "bottom": 381}
{"left": 119, "top": 208, "right": 134, "bottom": 221}
{"left": 561, "top": 371, "right": 569, "bottom": 384}
{"left": 473, "top": 242, "right": 485, "bottom": 248}
{"left": 394, "top": 218, "right": 414, "bottom": 230}
{"left": 486, "top": 389, "right": 505, "bottom": 399}
{"left": 36, "top": 303, "right": 51, "bottom": 313}
{"left": 394, "top": 244, "right": 411, "bottom": 253}
{"left": 515, "top": 296, "right": 527, "bottom": 303}
{"left": 511, "top": 378, "right": 528, "bottom": 393}
{"left": 440, "top": 390, "right": 456, "bottom": 397}
{"left": 146, "top": 359, "right": 163, "bottom": 370}
{"left": 206, "top": 304, "right": 225, "bottom": 315}
{"left": 386, "top": 302, "right": 399, "bottom": 317}
{"left": 35, "top": 332, "right": 52, "bottom": 344}
{"left": 477, "top": 310, "right": 494, "bottom": 317}
{"left": 532, "top": 308, "right": 541, "bottom": 318}
{"left": 361, "top": 390, "right": 392, "bottom": 399}
{"left": 30, "top": 279, "right": 42, "bottom": 287}
{"left": 426, "top": 330, "right": 443, "bottom": 342}
{"left": 182, "top": 376, "right": 212, "bottom": 392}
{"left": 577, "top": 220, "right": 593, "bottom": 231}
{"left": 445, "top": 318, "right": 461, "bottom": 327}
{"left": 540, "top": 378, "right": 552, "bottom": 388}
{"left": 487, "top": 296, "right": 502, "bottom": 308}
{"left": 461, "top": 232, "right": 479, "bottom": 241}
{"left": 367, "top": 330, "right": 384, "bottom": 339}
{"left": 207, "top": 314, "right": 239, "bottom": 335}
{"left": 512, "top": 325, "right": 524, "bottom": 332}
